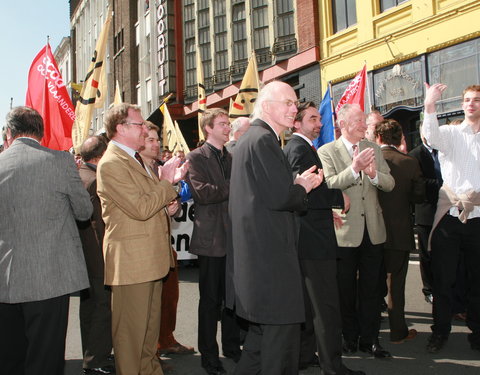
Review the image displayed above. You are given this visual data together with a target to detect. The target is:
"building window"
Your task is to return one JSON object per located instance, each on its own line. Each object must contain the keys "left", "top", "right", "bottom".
{"left": 183, "top": 0, "right": 196, "bottom": 90}
{"left": 232, "top": 2, "right": 247, "bottom": 63}
{"left": 373, "top": 59, "right": 424, "bottom": 114}
{"left": 332, "top": 0, "right": 357, "bottom": 33}
{"left": 114, "top": 28, "right": 124, "bottom": 55}
{"left": 428, "top": 38, "right": 480, "bottom": 114}
{"left": 380, "top": 0, "right": 408, "bottom": 13}
{"left": 213, "top": 0, "right": 228, "bottom": 82}
{"left": 252, "top": 0, "right": 269, "bottom": 51}
{"left": 198, "top": 3, "right": 211, "bottom": 80}
{"left": 275, "top": 0, "right": 294, "bottom": 38}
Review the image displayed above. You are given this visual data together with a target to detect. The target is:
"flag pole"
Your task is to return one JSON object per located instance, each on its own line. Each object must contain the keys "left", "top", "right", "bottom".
{"left": 364, "top": 61, "right": 372, "bottom": 112}
{"left": 328, "top": 81, "right": 336, "bottom": 140}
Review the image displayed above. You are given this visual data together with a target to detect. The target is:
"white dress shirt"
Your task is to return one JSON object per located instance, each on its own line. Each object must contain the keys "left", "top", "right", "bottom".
{"left": 340, "top": 136, "right": 378, "bottom": 185}
{"left": 422, "top": 112, "right": 480, "bottom": 219}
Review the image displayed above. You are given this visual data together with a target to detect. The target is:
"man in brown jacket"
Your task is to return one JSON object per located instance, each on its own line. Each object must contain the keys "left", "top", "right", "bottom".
{"left": 97, "top": 104, "right": 188, "bottom": 375}
{"left": 375, "top": 119, "right": 424, "bottom": 344}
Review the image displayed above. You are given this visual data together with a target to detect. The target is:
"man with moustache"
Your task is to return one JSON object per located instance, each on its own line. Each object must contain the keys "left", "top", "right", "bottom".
{"left": 97, "top": 103, "right": 188, "bottom": 375}
{"left": 318, "top": 104, "right": 395, "bottom": 359}
{"left": 284, "top": 101, "right": 364, "bottom": 375}
{"left": 186, "top": 108, "right": 240, "bottom": 375}
{"left": 229, "top": 81, "right": 321, "bottom": 374}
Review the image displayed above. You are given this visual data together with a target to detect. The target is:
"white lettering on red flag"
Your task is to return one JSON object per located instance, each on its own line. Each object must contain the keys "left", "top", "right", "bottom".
{"left": 25, "top": 44, "right": 75, "bottom": 150}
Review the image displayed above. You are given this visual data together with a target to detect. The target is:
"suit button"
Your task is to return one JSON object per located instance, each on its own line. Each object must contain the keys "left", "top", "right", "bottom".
{"left": 362, "top": 197, "right": 365, "bottom": 200}
{"left": 361, "top": 213, "right": 365, "bottom": 217}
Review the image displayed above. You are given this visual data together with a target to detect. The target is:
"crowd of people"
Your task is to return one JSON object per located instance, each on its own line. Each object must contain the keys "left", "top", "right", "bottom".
{"left": 0, "top": 80, "right": 479, "bottom": 375}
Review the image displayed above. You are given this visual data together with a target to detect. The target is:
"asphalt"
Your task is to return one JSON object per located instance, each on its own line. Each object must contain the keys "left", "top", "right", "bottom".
{"left": 65, "top": 255, "right": 480, "bottom": 375}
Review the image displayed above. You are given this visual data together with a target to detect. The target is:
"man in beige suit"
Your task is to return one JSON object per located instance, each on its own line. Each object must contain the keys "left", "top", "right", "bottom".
{"left": 318, "top": 104, "right": 394, "bottom": 359}
{"left": 97, "top": 103, "right": 188, "bottom": 375}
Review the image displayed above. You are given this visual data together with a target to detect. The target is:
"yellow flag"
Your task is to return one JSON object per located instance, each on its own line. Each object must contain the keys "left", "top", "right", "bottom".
{"left": 196, "top": 49, "right": 206, "bottom": 141}
{"left": 229, "top": 51, "right": 260, "bottom": 118}
{"left": 160, "top": 103, "right": 189, "bottom": 154}
{"left": 113, "top": 80, "right": 122, "bottom": 105}
{"left": 72, "top": 6, "right": 112, "bottom": 151}
{"left": 174, "top": 121, "right": 190, "bottom": 154}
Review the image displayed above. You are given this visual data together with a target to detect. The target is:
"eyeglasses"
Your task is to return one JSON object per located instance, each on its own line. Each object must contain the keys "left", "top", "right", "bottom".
{"left": 123, "top": 121, "right": 146, "bottom": 127}
{"left": 267, "top": 99, "right": 300, "bottom": 107}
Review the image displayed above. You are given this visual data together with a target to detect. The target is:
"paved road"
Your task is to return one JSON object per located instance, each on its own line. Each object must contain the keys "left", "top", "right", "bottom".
{"left": 65, "top": 257, "right": 480, "bottom": 375}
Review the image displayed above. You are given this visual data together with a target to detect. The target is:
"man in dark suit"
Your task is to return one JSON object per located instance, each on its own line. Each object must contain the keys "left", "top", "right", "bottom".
{"left": 408, "top": 131, "right": 442, "bottom": 305}
{"left": 77, "top": 135, "right": 114, "bottom": 375}
{"left": 284, "top": 101, "right": 365, "bottom": 375}
{"left": 228, "top": 81, "right": 321, "bottom": 374}
{"left": 186, "top": 108, "right": 240, "bottom": 375}
{"left": 375, "top": 119, "right": 425, "bottom": 343}
{"left": 318, "top": 104, "right": 395, "bottom": 359}
{"left": 0, "top": 106, "right": 93, "bottom": 375}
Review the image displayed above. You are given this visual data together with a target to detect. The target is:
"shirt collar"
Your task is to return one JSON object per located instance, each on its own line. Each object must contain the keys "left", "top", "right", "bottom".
{"left": 111, "top": 139, "right": 137, "bottom": 159}
{"left": 292, "top": 132, "right": 313, "bottom": 146}
{"left": 340, "top": 136, "right": 358, "bottom": 153}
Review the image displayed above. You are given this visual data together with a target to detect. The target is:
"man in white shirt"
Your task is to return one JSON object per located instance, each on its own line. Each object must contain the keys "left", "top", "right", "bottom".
{"left": 422, "top": 83, "right": 480, "bottom": 354}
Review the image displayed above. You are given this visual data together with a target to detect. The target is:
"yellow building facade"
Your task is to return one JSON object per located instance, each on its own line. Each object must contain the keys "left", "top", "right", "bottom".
{"left": 318, "top": 0, "right": 480, "bottom": 147}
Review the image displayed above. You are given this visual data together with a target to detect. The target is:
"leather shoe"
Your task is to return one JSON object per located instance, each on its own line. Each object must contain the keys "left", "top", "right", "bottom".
{"left": 299, "top": 354, "right": 320, "bottom": 370}
{"left": 359, "top": 342, "right": 392, "bottom": 358}
{"left": 343, "top": 339, "right": 358, "bottom": 354}
{"left": 158, "top": 342, "right": 195, "bottom": 356}
{"left": 223, "top": 350, "right": 242, "bottom": 363}
{"left": 426, "top": 333, "right": 448, "bottom": 353}
{"left": 345, "top": 368, "right": 366, "bottom": 375}
{"left": 202, "top": 362, "right": 226, "bottom": 375}
{"left": 83, "top": 365, "right": 115, "bottom": 374}
{"left": 391, "top": 329, "right": 417, "bottom": 344}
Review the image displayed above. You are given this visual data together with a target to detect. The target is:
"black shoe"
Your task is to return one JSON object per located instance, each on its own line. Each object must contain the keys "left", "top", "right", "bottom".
{"left": 359, "top": 342, "right": 392, "bottom": 358}
{"left": 425, "top": 294, "right": 433, "bottom": 304}
{"left": 299, "top": 354, "right": 320, "bottom": 370}
{"left": 83, "top": 365, "right": 115, "bottom": 374}
{"left": 345, "top": 368, "right": 366, "bottom": 375}
{"left": 426, "top": 333, "right": 448, "bottom": 353}
{"left": 202, "top": 362, "right": 226, "bottom": 375}
{"left": 223, "top": 350, "right": 242, "bottom": 363}
{"left": 343, "top": 339, "right": 358, "bottom": 354}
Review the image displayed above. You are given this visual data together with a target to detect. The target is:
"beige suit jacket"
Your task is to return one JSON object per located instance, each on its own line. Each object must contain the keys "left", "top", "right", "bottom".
{"left": 97, "top": 143, "right": 177, "bottom": 286}
{"left": 318, "top": 138, "right": 395, "bottom": 247}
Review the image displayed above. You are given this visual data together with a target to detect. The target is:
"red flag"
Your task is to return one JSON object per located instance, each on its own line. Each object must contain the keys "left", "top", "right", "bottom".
{"left": 335, "top": 64, "right": 367, "bottom": 113}
{"left": 25, "top": 43, "right": 75, "bottom": 150}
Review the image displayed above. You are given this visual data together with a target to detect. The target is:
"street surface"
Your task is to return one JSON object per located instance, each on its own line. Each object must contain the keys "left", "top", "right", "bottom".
{"left": 65, "top": 255, "right": 480, "bottom": 375}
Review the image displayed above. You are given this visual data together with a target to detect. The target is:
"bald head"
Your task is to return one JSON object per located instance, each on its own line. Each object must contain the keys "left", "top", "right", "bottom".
{"left": 80, "top": 135, "right": 107, "bottom": 164}
{"left": 252, "top": 81, "right": 298, "bottom": 134}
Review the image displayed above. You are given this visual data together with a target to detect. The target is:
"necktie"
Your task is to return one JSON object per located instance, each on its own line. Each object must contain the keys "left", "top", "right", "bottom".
{"left": 311, "top": 145, "right": 316, "bottom": 153}
{"left": 352, "top": 144, "right": 358, "bottom": 158}
{"left": 432, "top": 149, "right": 443, "bottom": 183}
{"left": 134, "top": 152, "right": 146, "bottom": 170}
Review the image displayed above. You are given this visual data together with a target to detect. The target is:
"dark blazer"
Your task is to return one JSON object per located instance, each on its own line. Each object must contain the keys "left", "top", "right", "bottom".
{"left": 228, "top": 119, "right": 308, "bottom": 325}
{"left": 186, "top": 142, "right": 232, "bottom": 257}
{"left": 283, "top": 135, "right": 343, "bottom": 260}
{"left": 378, "top": 147, "right": 425, "bottom": 251}
{"left": 408, "top": 144, "right": 442, "bottom": 226}
{"left": 0, "top": 138, "right": 92, "bottom": 303}
{"left": 78, "top": 163, "right": 106, "bottom": 279}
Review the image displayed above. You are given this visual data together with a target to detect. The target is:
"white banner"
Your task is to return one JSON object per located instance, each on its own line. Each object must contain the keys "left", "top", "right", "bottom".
{"left": 171, "top": 199, "right": 197, "bottom": 260}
